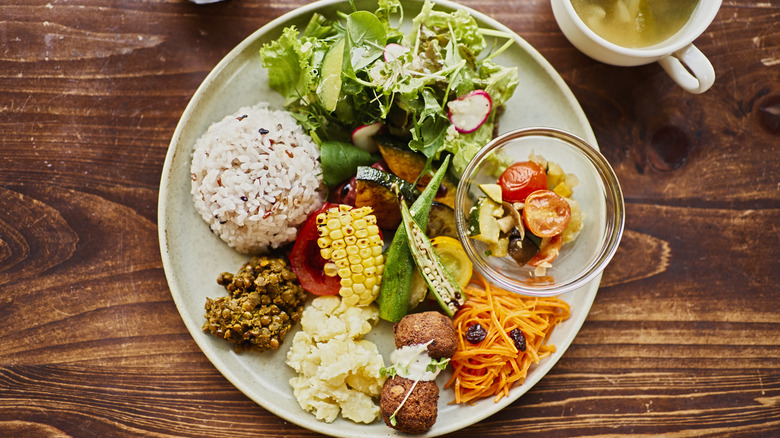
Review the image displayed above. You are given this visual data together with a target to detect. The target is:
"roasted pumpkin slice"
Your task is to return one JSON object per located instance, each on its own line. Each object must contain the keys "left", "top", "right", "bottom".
{"left": 355, "top": 166, "right": 420, "bottom": 229}
{"left": 375, "top": 136, "right": 426, "bottom": 183}
{"left": 375, "top": 136, "right": 458, "bottom": 208}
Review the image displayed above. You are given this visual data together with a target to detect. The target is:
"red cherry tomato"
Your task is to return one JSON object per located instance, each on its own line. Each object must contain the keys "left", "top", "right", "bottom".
{"left": 522, "top": 190, "right": 571, "bottom": 238}
{"left": 497, "top": 161, "right": 548, "bottom": 203}
{"left": 289, "top": 203, "right": 341, "bottom": 295}
{"left": 527, "top": 234, "right": 563, "bottom": 267}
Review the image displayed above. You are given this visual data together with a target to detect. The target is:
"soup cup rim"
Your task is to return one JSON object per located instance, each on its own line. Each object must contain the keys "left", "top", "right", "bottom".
{"left": 558, "top": 0, "right": 722, "bottom": 57}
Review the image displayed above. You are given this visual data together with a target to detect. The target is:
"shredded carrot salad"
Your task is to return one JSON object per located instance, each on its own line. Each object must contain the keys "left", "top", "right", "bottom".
{"left": 444, "top": 273, "right": 570, "bottom": 404}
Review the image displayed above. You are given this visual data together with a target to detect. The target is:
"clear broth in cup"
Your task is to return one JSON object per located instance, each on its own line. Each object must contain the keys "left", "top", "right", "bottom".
{"left": 571, "top": 0, "right": 699, "bottom": 48}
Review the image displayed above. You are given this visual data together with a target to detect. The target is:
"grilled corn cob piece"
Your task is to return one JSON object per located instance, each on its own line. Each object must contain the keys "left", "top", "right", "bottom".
{"left": 316, "top": 205, "right": 384, "bottom": 306}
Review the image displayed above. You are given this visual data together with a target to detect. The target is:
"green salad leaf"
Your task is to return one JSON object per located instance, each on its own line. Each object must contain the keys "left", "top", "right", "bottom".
{"left": 319, "top": 140, "right": 380, "bottom": 187}
{"left": 345, "top": 11, "right": 387, "bottom": 71}
{"left": 259, "top": 0, "right": 519, "bottom": 175}
{"left": 260, "top": 27, "right": 318, "bottom": 108}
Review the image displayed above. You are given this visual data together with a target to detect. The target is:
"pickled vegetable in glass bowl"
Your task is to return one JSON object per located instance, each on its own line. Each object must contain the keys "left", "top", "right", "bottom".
{"left": 455, "top": 127, "right": 624, "bottom": 297}
{"left": 467, "top": 152, "right": 584, "bottom": 279}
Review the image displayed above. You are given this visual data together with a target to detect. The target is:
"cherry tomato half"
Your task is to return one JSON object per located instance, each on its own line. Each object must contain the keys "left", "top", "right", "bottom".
{"left": 497, "top": 161, "right": 548, "bottom": 203}
{"left": 289, "top": 203, "right": 341, "bottom": 296}
{"left": 522, "top": 190, "right": 571, "bottom": 238}
{"left": 527, "top": 234, "right": 563, "bottom": 267}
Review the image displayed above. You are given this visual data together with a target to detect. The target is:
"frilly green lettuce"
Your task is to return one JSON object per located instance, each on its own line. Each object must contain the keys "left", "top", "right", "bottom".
{"left": 259, "top": 0, "right": 519, "bottom": 177}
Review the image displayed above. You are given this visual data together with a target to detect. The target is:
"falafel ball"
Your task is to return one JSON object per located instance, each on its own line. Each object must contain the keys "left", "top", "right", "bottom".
{"left": 380, "top": 375, "right": 439, "bottom": 434}
{"left": 393, "top": 311, "right": 458, "bottom": 359}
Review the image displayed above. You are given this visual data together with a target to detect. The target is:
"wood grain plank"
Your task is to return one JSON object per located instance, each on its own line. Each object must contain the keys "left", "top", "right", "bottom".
{"left": 0, "top": 0, "right": 778, "bottom": 436}
{"left": 1, "top": 366, "right": 778, "bottom": 437}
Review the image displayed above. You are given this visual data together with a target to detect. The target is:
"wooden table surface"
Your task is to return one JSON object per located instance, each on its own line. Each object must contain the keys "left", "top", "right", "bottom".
{"left": 2, "top": 0, "right": 779, "bottom": 436}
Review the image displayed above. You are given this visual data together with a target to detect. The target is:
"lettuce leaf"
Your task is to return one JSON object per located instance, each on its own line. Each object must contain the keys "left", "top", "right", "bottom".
{"left": 320, "top": 140, "right": 380, "bottom": 187}
{"left": 478, "top": 60, "right": 519, "bottom": 108}
{"left": 407, "top": 1, "right": 486, "bottom": 57}
{"left": 262, "top": 0, "right": 520, "bottom": 178}
{"left": 259, "top": 27, "right": 318, "bottom": 107}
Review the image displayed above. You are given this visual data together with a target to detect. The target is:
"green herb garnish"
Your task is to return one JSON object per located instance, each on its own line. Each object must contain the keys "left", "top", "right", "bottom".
{"left": 426, "top": 357, "right": 450, "bottom": 373}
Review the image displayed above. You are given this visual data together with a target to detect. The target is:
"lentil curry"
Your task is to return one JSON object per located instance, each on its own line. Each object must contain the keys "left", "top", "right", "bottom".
{"left": 203, "top": 255, "right": 307, "bottom": 352}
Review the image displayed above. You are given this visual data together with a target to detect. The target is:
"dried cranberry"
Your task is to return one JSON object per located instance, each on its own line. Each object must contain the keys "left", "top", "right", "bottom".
{"left": 465, "top": 323, "right": 487, "bottom": 344}
{"left": 509, "top": 328, "right": 526, "bottom": 352}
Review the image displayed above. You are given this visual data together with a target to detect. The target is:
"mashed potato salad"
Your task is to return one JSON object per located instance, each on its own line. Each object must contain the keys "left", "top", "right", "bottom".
{"left": 286, "top": 296, "right": 385, "bottom": 423}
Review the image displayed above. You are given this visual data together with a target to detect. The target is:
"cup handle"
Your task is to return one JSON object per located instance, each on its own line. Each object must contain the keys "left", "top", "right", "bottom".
{"left": 657, "top": 43, "right": 715, "bottom": 94}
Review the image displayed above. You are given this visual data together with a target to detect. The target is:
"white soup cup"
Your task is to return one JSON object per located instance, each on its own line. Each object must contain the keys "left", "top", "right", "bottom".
{"left": 551, "top": 0, "right": 721, "bottom": 94}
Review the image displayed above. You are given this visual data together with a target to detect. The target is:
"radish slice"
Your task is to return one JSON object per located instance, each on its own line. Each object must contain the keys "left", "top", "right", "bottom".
{"left": 351, "top": 122, "right": 385, "bottom": 153}
{"left": 383, "top": 43, "right": 410, "bottom": 63}
{"left": 447, "top": 90, "right": 493, "bottom": 134}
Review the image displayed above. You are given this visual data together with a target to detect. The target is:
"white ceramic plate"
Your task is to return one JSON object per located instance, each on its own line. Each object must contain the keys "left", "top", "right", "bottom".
{"left": 158, "top": 1, "right": 599, "bottom": 436}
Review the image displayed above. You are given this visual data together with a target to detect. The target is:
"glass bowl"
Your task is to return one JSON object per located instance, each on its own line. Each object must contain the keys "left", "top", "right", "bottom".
{"left": 455, "top": 127, "right": 625, "bottom": 296}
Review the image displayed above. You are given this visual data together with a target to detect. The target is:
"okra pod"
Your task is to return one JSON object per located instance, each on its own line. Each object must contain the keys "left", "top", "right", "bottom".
{"left": 399, "top": 199, "right": 465, "bottom": 317}
{"left": 378, "top": 155, "right": 451, "bottom": 322}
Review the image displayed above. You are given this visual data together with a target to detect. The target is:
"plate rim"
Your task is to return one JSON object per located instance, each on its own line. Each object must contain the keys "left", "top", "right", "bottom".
{"left": 158, "top": 0, "right": 599, "bottom": 436}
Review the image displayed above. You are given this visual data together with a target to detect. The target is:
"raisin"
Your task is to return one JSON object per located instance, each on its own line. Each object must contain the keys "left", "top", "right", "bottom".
{"left": 465, "top": 323, "right": 487, "bottom": 344}
{"left": 509, "top": 328, "right": 526, "bottom": 352}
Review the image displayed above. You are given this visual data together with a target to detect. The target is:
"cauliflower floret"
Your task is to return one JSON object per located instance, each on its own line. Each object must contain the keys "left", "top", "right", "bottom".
{"left": 286, "top": 296, "right": 386, "bottom": 424}
{"left": 337, "top": 387, "right": 381, "bottom": 424}
{"left": 300, "top": 296, "right": 378, "bottom": 342}
{"left": 289, "top": 377, "right": 341, "bottom": 422}
{"left": 341, "top": 305, "right": 378, "bottom": 338}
